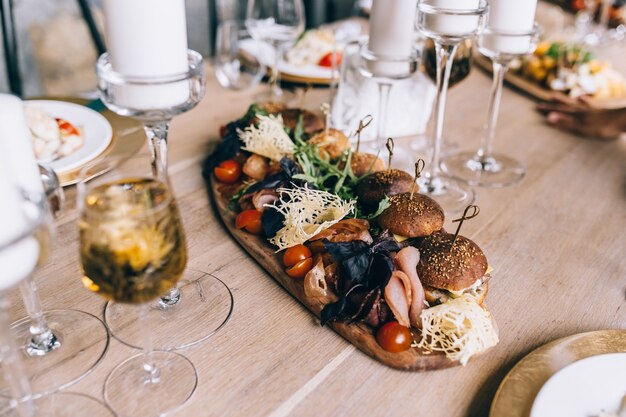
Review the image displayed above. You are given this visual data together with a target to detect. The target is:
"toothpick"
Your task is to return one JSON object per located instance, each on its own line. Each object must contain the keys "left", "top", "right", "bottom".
{"left": 354, "top": 114, "right": 373, "bottom": 153}
{"left": 451, "top": 205, "right": 480, "bottom": 246}
{"left": 386, "top": 137, "right": 394, "bottom": 169}
{"left": 410, "top": 158, "right": 425, "bottom": 200}
{"left": 320, "top": 103, "right": 331, "bottom": 135}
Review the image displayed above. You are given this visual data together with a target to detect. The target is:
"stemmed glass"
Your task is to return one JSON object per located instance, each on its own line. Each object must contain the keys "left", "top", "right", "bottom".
{"left": 358, "top": 41, "right": 420, "bottom": 167}
{"left": 442, "top": 25, "right": 539, "bottom": 188}
{"left": 415, "top": 0, "right": 488, "bottom": 214}
{"left": 3, "top": 164, "right": 109, "bottom": 398}
{"left": 0, "top": 177, "right": 113, "bottom": 417}
{"left": 215, "top": 20, "right": 266, "bottom": 90}
{"left": 97, "top": 52, "right": 232, "bottom": 351}
{"left": 245, "top": 0, "right": 305, "bottom": 102}
{"left": 78, "top": 157, "right": 196, "bottom": 416}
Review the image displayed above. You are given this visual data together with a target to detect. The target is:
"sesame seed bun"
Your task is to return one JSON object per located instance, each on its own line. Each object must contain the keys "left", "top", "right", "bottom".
{"left": 308, "top": 128, "right": 350, "bottom": 160}
{"left": 356, "top": 169, "right": 415, "bottom": 207}
{"left": 349, "top": 152, "right": 386, "bottom": 177}
{"left": 417, "top": 232, "right": 488, "bottom": 292}
{"left": 377, "top": 193, "right": 444, "bottom": 237}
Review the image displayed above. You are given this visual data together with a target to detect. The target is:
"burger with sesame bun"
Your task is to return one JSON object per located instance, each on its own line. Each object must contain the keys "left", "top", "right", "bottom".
{"left": 377, "top": 192, "right": 444, "bottom": 238}
{"left": 356, "top": 169, "right": 416, "bottom": 208}
{"left": 417, "top": 232, "right": 490, "bottom": 305}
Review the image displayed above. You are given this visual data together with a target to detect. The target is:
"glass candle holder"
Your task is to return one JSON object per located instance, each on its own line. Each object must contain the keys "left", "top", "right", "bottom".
{"left": 415, "top": 0, "right": 488, "bottom": 214}
{"left": 441, "top": 25, "right": 539, "bottom": 188}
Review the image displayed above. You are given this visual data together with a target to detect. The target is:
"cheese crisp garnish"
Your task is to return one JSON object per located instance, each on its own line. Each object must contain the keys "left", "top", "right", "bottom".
{"left": 267, "top": 184, "right": 355, "bottom": 251}
{"left": 237, "top": 114, "right": 295, "bottom": 161}
{"left": 417, "top": 295, "right": 499, "bottom": 366}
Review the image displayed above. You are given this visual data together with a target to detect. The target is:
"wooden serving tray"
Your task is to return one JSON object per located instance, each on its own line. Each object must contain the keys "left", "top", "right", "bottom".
{"left": 209, "top": 178, "right": 459, "bottom": 371}
{"left": 473, "top": 53, "right": 626, "bottom": 110}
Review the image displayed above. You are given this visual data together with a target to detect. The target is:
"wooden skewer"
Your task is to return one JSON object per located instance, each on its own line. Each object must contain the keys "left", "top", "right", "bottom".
{"left": 386, "top": 137, "right": 394, "bottom": 169}
{"left": 320, "top": 103, "right": 331, "bottom": 135}
{"left": 354, "top": 114, "right": 373, "bottom": 153}
{"left": 410, "top": 159, "right": 425, "bottom": 200}
{"left": 451, "top": 205, "right": 480, "bottom": 246}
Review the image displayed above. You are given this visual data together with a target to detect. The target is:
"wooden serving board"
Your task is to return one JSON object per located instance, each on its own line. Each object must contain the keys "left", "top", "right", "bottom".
{"left": 209, "top": 178, "right": 459, "bottom": 371}
{"left": 474, "top": 53, "right": 626, "bottom": 110}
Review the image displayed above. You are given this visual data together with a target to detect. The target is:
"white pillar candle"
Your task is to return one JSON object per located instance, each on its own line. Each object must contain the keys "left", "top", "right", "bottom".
{"left": 102, "top": 0, "right": 190, "bottom": 109}
{"left": 0, "top": 94, "right": 43, "bottom": 195}
{"left": 482, "top": 0, "right": 538, "bottom": 55}
{"left": 420, "top": 0, "right": 481, "bottom": 37}
{"left": 0, "top": 158, "right": 39, "bottom": 291}
{"left": 367, "top": 0, "right": 418, "bottom": 77}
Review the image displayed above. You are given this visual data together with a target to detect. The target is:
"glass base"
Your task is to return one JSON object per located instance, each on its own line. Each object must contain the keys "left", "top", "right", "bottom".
{"left": 418, "top": 174, "right": 475, "bottom": 215}
{"left": 441, "top": 151, "right": 526, "bottom": 188}
{"left": 0, "top": 392, "right": 115, "bottom": 417}
{"left": 2, "top": 310, "right": 109, "bottom": 398}
{"left": 104, "top": 351, "right": 197, "bottom": 417}
{"left": 253, "top": 88, "right": 296, "bottom": 104}
{"left": 105, "top": 270, "right": 233, "bottom": 351}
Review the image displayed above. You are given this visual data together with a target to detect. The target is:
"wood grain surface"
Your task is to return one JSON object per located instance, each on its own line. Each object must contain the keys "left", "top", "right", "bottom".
{"left": 3, "top": 20, "right": 625, "bottom": 417}
{"left": 209, "top": 177, "right": 458, "bottom": 371}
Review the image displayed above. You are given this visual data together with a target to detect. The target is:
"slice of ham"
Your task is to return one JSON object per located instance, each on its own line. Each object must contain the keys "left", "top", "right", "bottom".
{"left": 384, "top": 270, "right": 412, "bottom": 327}
{"left": 252, "top": 189, "right": 279, "bottom": 212}
{"left": 394, "top": 246, "right": 425, "bottom": 328}
{"left": 304, "top": 255, "right": 336, "bottom": 303}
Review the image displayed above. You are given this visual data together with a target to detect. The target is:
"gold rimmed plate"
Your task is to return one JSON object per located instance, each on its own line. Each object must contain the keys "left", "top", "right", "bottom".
{"left": 490, "top": 329, "right": 626, "bottom": 417}
{"left": 44, "top": 98, "right": 146, "bottom": 187}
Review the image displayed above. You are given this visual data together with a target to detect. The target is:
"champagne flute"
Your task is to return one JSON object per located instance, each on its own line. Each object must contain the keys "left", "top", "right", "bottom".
{"left": 78, "top": 157, "right": 196, "bottom": 416}
{"left": 442, "top": 25, "right": 540, "bottom": 187}
{"left": 415, "top": 0, "right": 488, "bottom": 214}
{"left": 246, "top": 0, "right": 305, "bottom": 102}
{"left": 0, "top": 172, "right": 113, "bottom": 417}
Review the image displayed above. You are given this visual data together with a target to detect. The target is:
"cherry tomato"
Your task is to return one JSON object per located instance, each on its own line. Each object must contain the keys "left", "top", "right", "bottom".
{"left": 235, "top": 210, "right": 263, "bottom": 234}
{"left": 56, "top": 118, "right": 80, "bottom": 136}
{"left": 376, "top": 321, "right": 412, "bottom": 353}
{"left": 282, "top": 245, "right": 312, "bottom": 267}
{"left": 214, "top": 160, "right": 242, "bottom": 184}
{"left": 286, "top": 257, "right": 314, "bottom": 279}
{"left": 318, "top": 51, "right": 342, "bottom": 68}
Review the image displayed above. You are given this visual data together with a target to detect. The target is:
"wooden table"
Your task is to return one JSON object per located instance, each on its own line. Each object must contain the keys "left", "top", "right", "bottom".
{"left": 7, "top": 44, "right": 626, "bottom": 417}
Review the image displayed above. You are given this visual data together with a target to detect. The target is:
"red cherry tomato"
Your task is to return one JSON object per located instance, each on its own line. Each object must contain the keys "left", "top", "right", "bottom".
{"left": 318, "top": 51, "right": 342, "bottom": 68}
{"left": 235, "top": 210, "right": 263, "bottom": 234}
{"left": 214, "top": 160, "right": 242, "bottom": 184}
{"left": 376, "top": 321, "right": 412, "bottom": 353}
{"left": 56, "top": 118, "right": 80, "bottom": 136}
{"left": 286, "top": 257, "right": 314, "bottom": 279}
{"left": 282, "top": 245, "right": 312, "bottom": 267}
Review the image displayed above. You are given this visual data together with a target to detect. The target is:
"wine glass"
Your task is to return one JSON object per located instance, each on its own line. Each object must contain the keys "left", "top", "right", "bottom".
{"left": 415, "top": 0, "right": 488, "bottom": 214}
{"left": 215, "top": 20, "right": 266, "bottom": 90}
{"left": 441, "top": 25, "right": 540, "bottom": 188}
{"left": 2, "top": 164, "right": 109, "bottom": 398}
{"left": 0, "top": 173, "right": 113, "bottom": 417}
{"left": 78, "top": 157, "right": 196, "bottom": 416}
{"left": 245, "top": 0, "right": 305, "bottom": 102}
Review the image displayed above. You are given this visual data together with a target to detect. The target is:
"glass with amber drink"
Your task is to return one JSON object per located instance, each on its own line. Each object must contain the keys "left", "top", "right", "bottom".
{"left": 78, "top": 157, "right": 197, "bottom": 417}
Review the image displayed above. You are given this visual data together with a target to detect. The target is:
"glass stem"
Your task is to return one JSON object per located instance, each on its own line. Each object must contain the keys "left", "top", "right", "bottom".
{"left": 376, "top": 81, "right": 392, "bottom": 152}
{"left": 139, "top": 303, "right": 160, "bottom": 384}
{"left": 329, "top": 42, "right": 339, "bottom": 110}
{"left": 429, "top": 41, "right": 459, "bottom": 179}
{"left": 144, "top": 121, "right": 170, "bottom": 179}
{"left": 159, "top": 287, "right": 181, "bottom": 308}
{"left": 19, "top": 276, "right": 60, "bottom": 356}
{"left": 477, "top": 59, "right": 509, "bottom": 162}
{"left": 0, "top": 294, "right": 36, "bottom": 417}
{"left": 599, "top": 0, "right": 611, "bottom": 29}
{"left": 270, "top": 41, "right": 283, "bottom": 99}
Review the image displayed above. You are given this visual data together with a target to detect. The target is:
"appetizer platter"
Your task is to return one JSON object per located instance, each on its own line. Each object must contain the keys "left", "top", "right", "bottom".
{"left": 475, "top": 40, "right": 626, "bottom": 107}
{"left": 204, "top": 103, "right": 499, "bottom": 371}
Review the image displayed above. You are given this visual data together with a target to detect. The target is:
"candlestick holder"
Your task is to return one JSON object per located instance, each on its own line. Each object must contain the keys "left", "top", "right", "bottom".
{"left": 3, "top": 166, "right": 109, "bottom": 398}
{"left": 441, "top": 25, "right": 539, "bottom": 188}
{"left": 95, "top": 62, "right": 233, "bottom": 351}
{"left": 415, "top": 0, "right": 488, "bottom": 214}
{"left": 0, "top": 188, "right": 113, "bottom": 417}
{"left": 358, "top": 41, "right": 420, "bottom": 167}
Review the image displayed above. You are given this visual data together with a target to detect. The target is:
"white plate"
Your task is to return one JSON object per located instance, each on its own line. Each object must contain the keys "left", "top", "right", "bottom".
{"left": 530, "top": 353, "right": 626, "bottom": 417}
{"left": 240, "top": 39, "right": 333, "bottom": 81}
{"left": 25, "top": 100, "right": 113, "bottom": 175}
